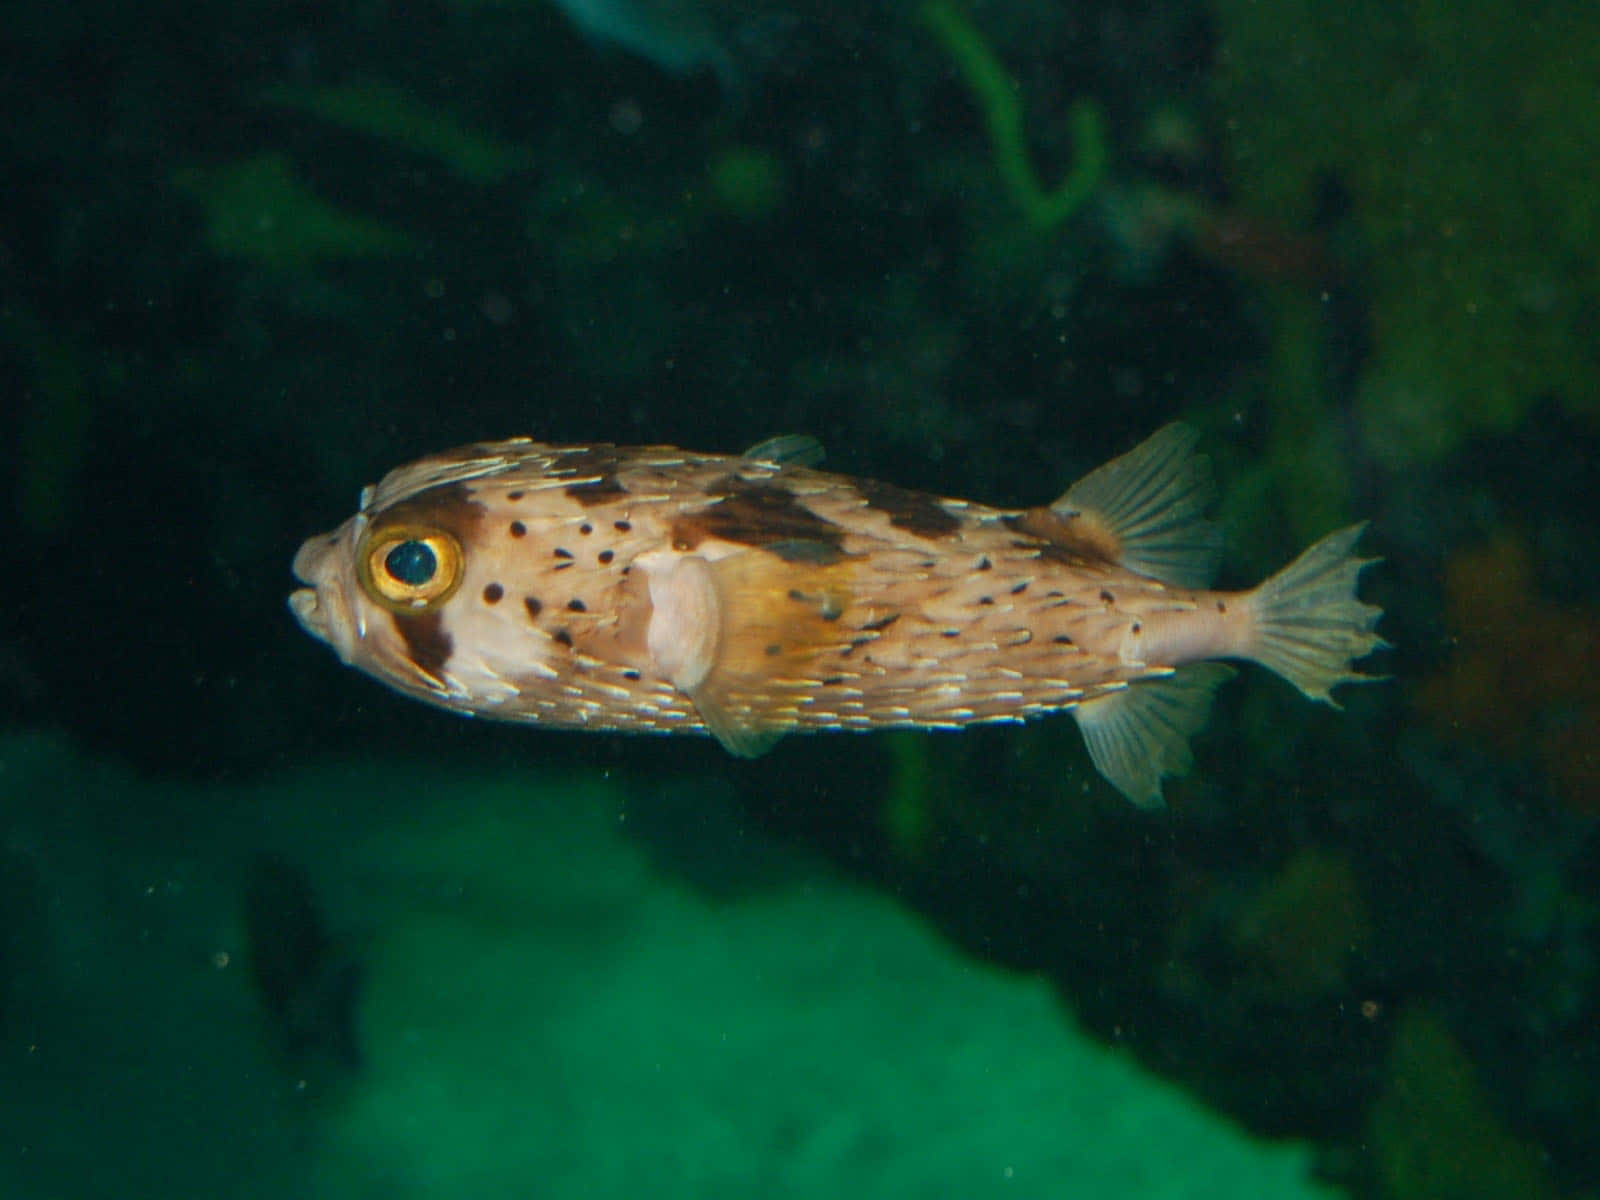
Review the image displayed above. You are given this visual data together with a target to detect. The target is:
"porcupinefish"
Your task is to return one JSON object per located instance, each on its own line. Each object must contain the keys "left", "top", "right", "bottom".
{"left": 289, "top": 425, "right": 1384, "bottom": 806}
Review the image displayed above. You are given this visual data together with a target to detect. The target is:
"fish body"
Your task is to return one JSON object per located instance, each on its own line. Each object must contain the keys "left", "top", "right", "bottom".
{"left": 290, "top": 426, "right": 1384, "bottom": 805}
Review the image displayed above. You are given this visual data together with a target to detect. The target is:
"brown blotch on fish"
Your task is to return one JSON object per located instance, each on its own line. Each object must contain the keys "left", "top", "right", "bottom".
{"left": 671, "top": 478, "right": 846, "bottom": 563}
{"left": 556, "top": 447, "right": 631, "bottom": 507}
{"left": 1005, "top": 506, "right": 1121, "bottom": 564}
{"left": 483, "top": 582, "right": 504, "bottom": 604}
{"left": 369, "top": 482, "right": 486, "bottom": 547}
{"left": 392, "top": 610, "right": 452, "bottom": 680}
{"left": 565, "top": 476, "right": 628, "bottom": 506}
{"left": 856, "top": 477, "right": 961, "bottom": 538}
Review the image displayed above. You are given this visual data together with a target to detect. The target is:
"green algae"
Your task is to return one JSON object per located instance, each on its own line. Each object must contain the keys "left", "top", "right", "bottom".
{"left": 921, "top": 0, "right": 1107, "bottom": 232}
{"left": 172, "top": 153, "right": 417, "bottom": 270}
{"left": 261, "top": 80, "right": 533, "bottom": 184}
{"left": 1211, "top": 0, "right": 1600, "bottom": 467}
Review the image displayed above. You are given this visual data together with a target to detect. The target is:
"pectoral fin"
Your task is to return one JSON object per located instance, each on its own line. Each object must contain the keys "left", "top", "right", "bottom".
{"left": 646, "top": 549, "right": 855, "bottom": 758}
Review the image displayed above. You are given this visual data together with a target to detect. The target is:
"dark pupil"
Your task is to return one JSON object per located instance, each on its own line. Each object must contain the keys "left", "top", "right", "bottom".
{"left": 384, "top": 540, "right": 437, "bottom": 586}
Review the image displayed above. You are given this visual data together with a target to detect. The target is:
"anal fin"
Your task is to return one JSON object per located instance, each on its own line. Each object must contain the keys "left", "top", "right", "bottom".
{"left": 1071, "top": 663, "right": 1236, "bottom": 808}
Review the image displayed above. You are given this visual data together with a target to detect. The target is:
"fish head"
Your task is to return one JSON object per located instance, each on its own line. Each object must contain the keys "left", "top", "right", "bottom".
{"left": 289, "top": 441, "right": 582, "bottom": 711}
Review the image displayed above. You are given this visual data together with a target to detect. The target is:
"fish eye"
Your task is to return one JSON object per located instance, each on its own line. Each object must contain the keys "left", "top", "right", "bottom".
{"left": 358, "top": 526, "right": 465, "bottom": 612}
{"left": 385, "top": 540, "right": 436, "bottom": 585}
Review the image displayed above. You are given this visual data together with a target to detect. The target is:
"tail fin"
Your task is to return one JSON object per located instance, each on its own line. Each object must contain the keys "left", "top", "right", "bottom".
{"left": 1246, "top": 523, "right": 1386, "bottom": 705}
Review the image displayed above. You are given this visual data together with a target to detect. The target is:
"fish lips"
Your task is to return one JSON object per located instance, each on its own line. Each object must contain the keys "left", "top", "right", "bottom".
{"left": 288, "top": 524, "right": 362, "bottom": 665}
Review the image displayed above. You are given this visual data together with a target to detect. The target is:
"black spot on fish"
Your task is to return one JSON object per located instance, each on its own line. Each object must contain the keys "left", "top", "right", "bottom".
{"left": 510, "top": 521, "right": 527, "bottom": 538}
{"left": 483, "top": 582, "right": 504, "bottom": 604}
{"left": 392, "top": 610, "right": 452, "bottom": 679}
{"left": 821, "top": 676, "right": 847, "bottom": 686}
{"left": 671, "top": 477, "right": 846, "bottom": 563}
{"left": 941, "top": 629, "right": 960, "bottom": 638}
{"left": 553, "top": 547, "right": 573, "bottom": 559}
{"left": 567, "top": 598, "right": 586, "bottom": 612}
{"left": 1053, "top": 634, "right": 1075, "bottom": 645}
{"left": 553, "top": 629, "right": 573, "bottom": 647}
{"left": 1100, "top": 589, "right": 1115, "bottom": 604}
{"left": 525, "top": 596, "right": 543, "bottom": 618}
{"left": 507, "top": 490, "right": 524, "bottom": 501}
{"left": 765, "top": 643, "right": 782, "bottom": 656}
{"left": 579, "top": 523, "right": 593, "bottom": 535}
{"left": 860, "top": 612, "right": 900, "bottom": 632}
{"left": 614, "top": 519, "right": 632, "bottom": 532}
{"left": 598, "top": 549, "right": 614, "bottom": 564}
{"left": 978, "top": 596, "right": 995, "bottom": 606}
{"left": 856, "top": 478, "right": 961, "bottom": 538}
{"left": 976, "top": 556, "right": 992, "bottom": 572}
{"left": 622, "top": 669, "right": 641, "bottom": 681}
{"left": 1131, "top": 622, "right": 1142, "bottom": 634}
{"left": 1216, "top": 600, "right": 1227, "bottom": 613}
{"left": 1010, "top": 580, "right": 1029, "bottom": 595}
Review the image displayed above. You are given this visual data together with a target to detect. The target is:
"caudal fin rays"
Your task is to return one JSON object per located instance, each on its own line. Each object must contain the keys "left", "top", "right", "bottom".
{"left": 1244, "top": 523, "right": 1387, "bottom": 706}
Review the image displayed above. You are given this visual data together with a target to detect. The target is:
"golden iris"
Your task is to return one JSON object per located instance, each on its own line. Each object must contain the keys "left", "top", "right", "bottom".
{"left": 358, "top": 526, "right": 464, "bottom": 612}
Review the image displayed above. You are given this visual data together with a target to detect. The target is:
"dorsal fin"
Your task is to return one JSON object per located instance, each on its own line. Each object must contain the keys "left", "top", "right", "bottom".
{"left": 1049, "top": 423, "right": 1222, "bottom": 588}
{"left": 742, "top": 434, "right": 825, "bottom": 468}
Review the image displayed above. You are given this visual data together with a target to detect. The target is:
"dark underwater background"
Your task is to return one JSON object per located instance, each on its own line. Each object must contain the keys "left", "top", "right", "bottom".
{"left": 4, "top": 0, "right": 1598, "bottom": 1196}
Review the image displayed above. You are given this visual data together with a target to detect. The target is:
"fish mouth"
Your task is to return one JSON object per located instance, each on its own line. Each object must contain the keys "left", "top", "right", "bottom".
{"left": 288, "top": 586, "right": 329, "bottom": 644}
{"left": 288, "top": 531, "right": 354, "bottom": 656}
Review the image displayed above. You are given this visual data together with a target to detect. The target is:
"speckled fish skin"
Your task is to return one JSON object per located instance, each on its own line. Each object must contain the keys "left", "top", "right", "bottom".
{"left": 289, "top": 427, "right": 1385, "bottom": 806}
